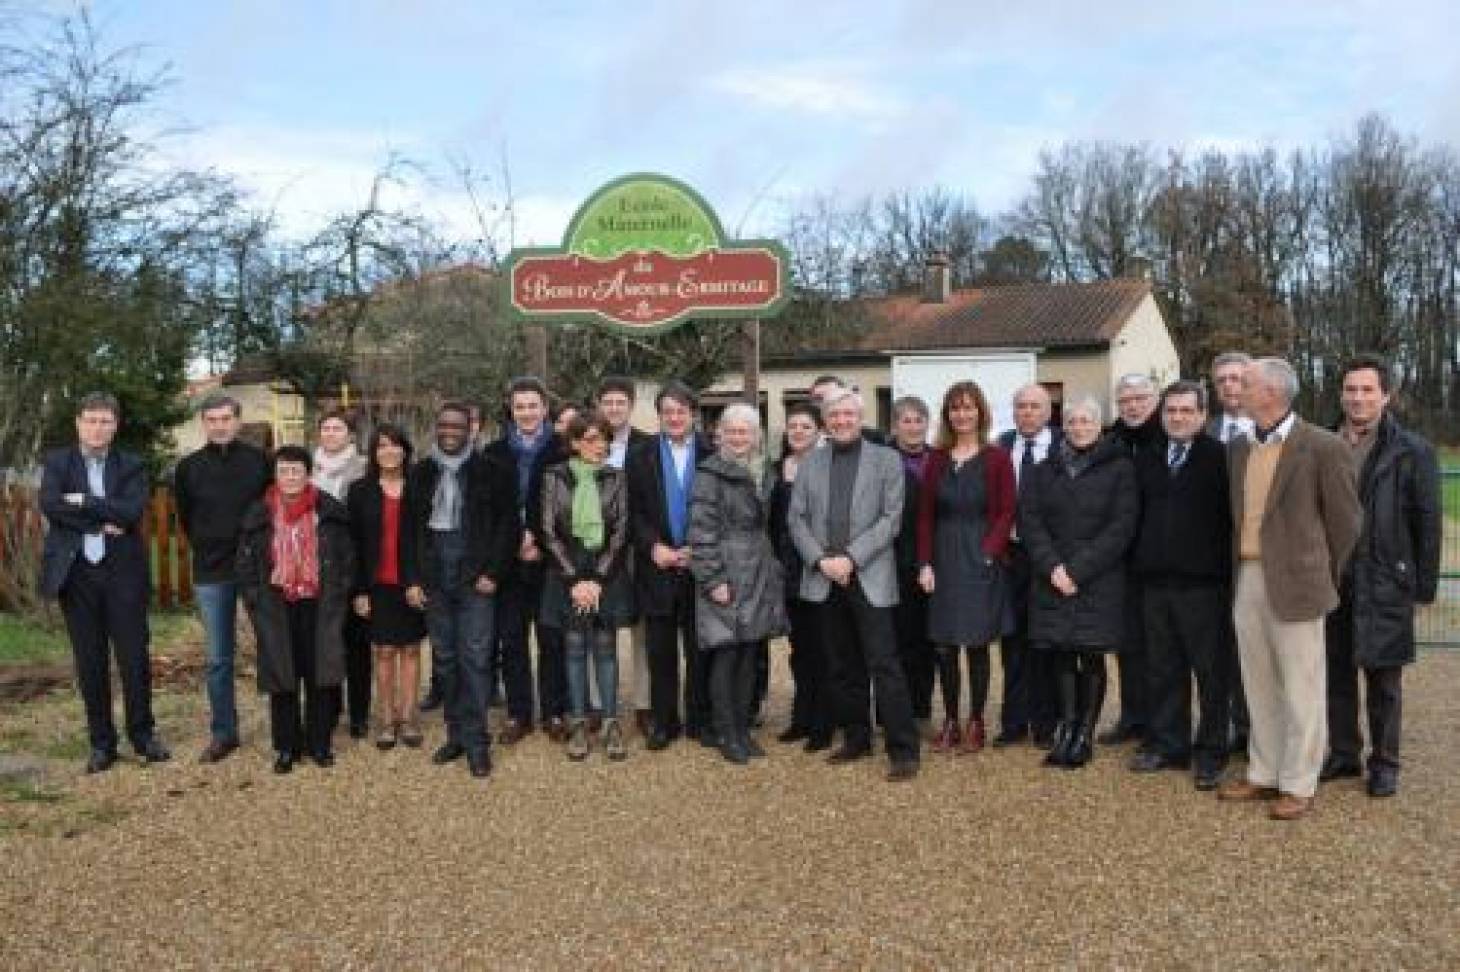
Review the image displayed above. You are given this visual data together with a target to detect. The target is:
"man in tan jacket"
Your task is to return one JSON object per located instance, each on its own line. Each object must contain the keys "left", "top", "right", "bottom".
{"left": 1218, "top": 358, "right": 1361, "bottom": 820}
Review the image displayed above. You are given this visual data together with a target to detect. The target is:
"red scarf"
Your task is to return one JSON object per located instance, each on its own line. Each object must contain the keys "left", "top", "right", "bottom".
{"left": 267, "top": 484, "right": 320, "bottom": 602}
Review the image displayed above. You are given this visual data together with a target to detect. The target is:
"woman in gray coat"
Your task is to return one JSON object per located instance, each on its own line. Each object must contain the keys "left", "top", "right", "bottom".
{"left": 690, "top": 404, "right": 788, "bottom": 764}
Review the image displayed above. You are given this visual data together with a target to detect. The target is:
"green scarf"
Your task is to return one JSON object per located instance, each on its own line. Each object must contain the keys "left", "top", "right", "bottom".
{"left": 567, "top": 458, "right": 604, "bottom": 552}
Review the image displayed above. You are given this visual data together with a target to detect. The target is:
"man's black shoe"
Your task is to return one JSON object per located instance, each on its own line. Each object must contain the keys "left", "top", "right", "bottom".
{"left": 468, "top": 749, "right": 492, "bottom": 779}
{"left": 1367, "top": 766, "right": 1398, "bottom": 798}
{"left": 887, "top": 759, "right": 920, "bottom": 781}
{"left": 1319, "top": 755, "right": 1363, "bottom": 782}
{"left": 826, "top": 744, "right": 871, "bottom": 764}
{"left": 1194, "top": 765, "right": 1223, "bottom": 791}
{"left": 312, "top": 752, "right": 335, "bottom": 769}
{"left": 432, "top": 741, "right": 465, "bottom": 764}
{"left": 644, "top": 729, "right": 673, "bottom": 751}
{"left": 85, "top": 748, "right": 117, "bottom": 774}
{"left": 804, "top": 735, "right": 833, "bottom": 753}
{"left": 1129, "top": 750, "right": 1189, "bottom": 773}
{"left": 1031, "top": 725, "right": 1055, "bottom": 749}
{"left": 137, "top": 738, "right": 171, "bottom": 764}
{"left": 273, "top": 752, "right": 295, "bottom": 775}
{"left": 777, "top": 726, "right": 809, "bottom": 744}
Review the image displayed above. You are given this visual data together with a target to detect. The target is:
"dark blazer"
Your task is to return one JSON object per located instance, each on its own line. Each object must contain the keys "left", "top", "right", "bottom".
{"left": 236, "top": 493, "right": 354, "bottom": 693}
{"left": 1132, "top": 433, "right": 1232, "bottom": 584}
{"left": 1229, "top": 418, "right": 1361, "bottom": 622}
{"left": 483, "top": 432, "right": 567, "bottom": 579}
{"left": 1018, "top": 437, "right": 1139, "bottom": 648}
{"left": 346, "top": 475, "right": 413, "bottom": 594}
{"left": 1328, "top": 413, "right": 1442, "bottom": 666}
{"left": 626, "top": 433, "right": 712, "bottom": 617}
{"left": 997, "top": 426, "right": 1065, "bottom": 493}
{"left": 400, "top": 451, "right": 517, "bottom": 592}
{"left": 38, "top": 447, "right": 150, "bottom": 599}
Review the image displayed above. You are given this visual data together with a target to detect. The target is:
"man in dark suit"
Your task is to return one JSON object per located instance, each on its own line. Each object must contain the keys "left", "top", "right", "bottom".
{"left": 995, "top": 383, "right": 1063, "bottom": 746}
{"left": 483, "top": 377, "right": 565, "bottom": 744}
{"left": 789, "top": 386, "right": 920, "bottom": 781}
{"left": 1218, "top": 358, "right": 1361, "bottom": 821}
{"left": 1322, "top": 354, "right": 1442, "bottom": 798}
{"left": 39, "top": 393, "right": 169, "bottom": 773}
{"left": 1129, "top": 381, "right": 1232, "bottom": 789}
{"left": 627, "top": 382, "right": 712, "bottom": 749}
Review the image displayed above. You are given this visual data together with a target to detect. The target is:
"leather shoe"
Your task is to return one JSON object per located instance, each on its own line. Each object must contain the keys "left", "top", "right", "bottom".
{"left": 1367, "top": 766, "right": 1399, "bottom": 798}
{"left": 644, "top": 729, "right": 673, "bottom": 752}
{"left": 1269, "top": 793, "right": 1315, "bottom": 820}
{"left": 468, "top": 749, "right": 492, "bottom": 779}
{"left": 1129, "top": 750, "right": 1189, "bottom": 773}
{"left": 719, "top": 740, "right": 750, "bottom": 765}
{"left": 1097, "top": 723, "right": 1142, "bottom": 746}
{"left": 698, "top": 730, "right": 722, "bottom": 749}
{"left": 198, "top": 739, "right": 239, "bottom": 764}
{"left": 1194, "top": 765, "right": 1223, "bottom": 791}
{"left": 1031, "top": 726, "right": 1055, "bottom": 749}
{"left": 312, "top": 752, "right": 335, "bottom": 768}
{"left": 826, "top": 744, "right": 871, "bottom": 764}
{"left": 499, "top": 719, "right": 532, "bottom": 745}
{"left": 992, "top": 727, "right": 1028, "bottom": 748}
{"left": 432, "top": 741, "right": 465, "bottom": 764}
{"left": 85, "top": 748, "right": 117, "bottom": 774}
{"left": 137, "top": 738, "right": 171, "bottom": 764}
{"left": 348, "top": 722, "right": 368, "bottom": 740}
{"left": 273, "top": 752, "right": 295, "bottom": 775}
{"left": 886, "top": 759, "right": 920, "bottom": 781}
{"left": 777, "top": 725, "right": 810, "bottom": 744}
{"left": 1319, "top": 755, "right": 1363, "bottom": 782}
{"left": 803, "top": 735, "right": 833, "bottom": 753}
{"left": 1217, "top": 779, "right": 1280, "bottom": 801}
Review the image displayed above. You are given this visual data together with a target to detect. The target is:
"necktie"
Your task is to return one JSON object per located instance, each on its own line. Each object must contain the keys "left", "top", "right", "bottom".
{"left": 1168, "top": 442, "right": 1188, "bottom": 476}
{"left": 1022, "top": 438, "right": 1037, "bottom": 469}
{"left": 83, "top": 457, "right": 105, "bottom": 564}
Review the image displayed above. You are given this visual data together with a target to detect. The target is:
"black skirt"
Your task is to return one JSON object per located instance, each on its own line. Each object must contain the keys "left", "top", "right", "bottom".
{"left": 368, "top": 583, "right": 427, "bottom": 645}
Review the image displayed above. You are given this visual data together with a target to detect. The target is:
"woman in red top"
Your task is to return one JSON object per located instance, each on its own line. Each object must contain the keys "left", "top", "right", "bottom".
{"left": 916, "top": 381, "right": 1017, "bottom": 754}
{"left": 347, "top": 424, "right": 427, "bottom": 750}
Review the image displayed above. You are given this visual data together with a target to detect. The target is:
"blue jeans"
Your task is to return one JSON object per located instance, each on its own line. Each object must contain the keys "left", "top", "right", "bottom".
{"left": 423, "top": 531, "right": 495, "bottom": 754}
{"left": 566, "top": 623, "right": 618, "bottom": 719}
{"left": 195, "top": 582, "right": 239, "bottom": 743}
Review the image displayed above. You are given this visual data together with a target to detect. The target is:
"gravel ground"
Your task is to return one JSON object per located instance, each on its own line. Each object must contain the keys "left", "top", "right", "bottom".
{"left": 1, "top": 647, "right": 1457, "bottom": 970}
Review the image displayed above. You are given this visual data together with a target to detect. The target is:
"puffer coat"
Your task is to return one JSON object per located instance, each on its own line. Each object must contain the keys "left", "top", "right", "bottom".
{"left": 689, "top": 454, "right": 788, "bottom": 649}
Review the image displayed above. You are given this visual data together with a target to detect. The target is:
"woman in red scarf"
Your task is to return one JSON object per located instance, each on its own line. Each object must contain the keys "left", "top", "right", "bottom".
{"left": 238, "top": 446, "right": 356, "bottom": 773}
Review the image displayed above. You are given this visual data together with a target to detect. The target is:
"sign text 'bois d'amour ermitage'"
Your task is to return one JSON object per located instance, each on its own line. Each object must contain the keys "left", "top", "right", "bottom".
{"left": 504, "top": 173, "right": 790, "bottom": 333}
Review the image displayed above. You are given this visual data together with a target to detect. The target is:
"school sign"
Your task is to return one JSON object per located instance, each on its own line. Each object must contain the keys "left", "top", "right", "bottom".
{"left": 503, "top": 173, "right": 790, "bottom": 334}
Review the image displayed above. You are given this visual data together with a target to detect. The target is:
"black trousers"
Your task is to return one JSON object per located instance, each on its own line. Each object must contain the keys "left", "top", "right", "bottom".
{"left": 1000, "top": 542, "right": 1056, "bottom": 735}
{"left": 786, "top": 598, "right": 831, "bottom": 741}
{"left": 269, "top": 599, "right": 338, "bottom": 759}
{"left": 645, "top": 571, "right": 708, "bottom": 735}
{"left": 341, "top": 611, "right": 371, "bottom": 728}
{"left": 894, "top": 583, "right": 935, "bottom": 720}
{"left": 1221, "top": 587, "right": 1249, "bottom": 742}
{"left": 495, "top": 568, "right": 544, "bottom": 725}
{"left": 709, "top": 642, "right": 757, "bottom": 743}
{"left": 535, "top": 623, "right": 567, "bottom": 723}
{"left": 58, "top": 558, "right": 155, "bottom": 754}
{"left": 1143, "top": 581, "right": 1230, "bottom": 769}
{"left": 1112, "top": 576, "right": 1149, "bottom": 732}
{"left": 820, "top": 580, "right": 919, "bottom": 762}
{"left": 1326, "top": 602, "right": 1404, "bottom": 771}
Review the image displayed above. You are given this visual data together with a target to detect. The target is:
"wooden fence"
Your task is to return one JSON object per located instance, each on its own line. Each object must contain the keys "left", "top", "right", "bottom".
{"left": 0, "top": 485, "right": 193, "bottom": 610}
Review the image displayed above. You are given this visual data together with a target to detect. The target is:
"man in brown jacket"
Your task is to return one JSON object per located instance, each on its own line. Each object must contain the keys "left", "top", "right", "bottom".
{"left": 1218, "top": 358, "right": 1361, "bottom": 821}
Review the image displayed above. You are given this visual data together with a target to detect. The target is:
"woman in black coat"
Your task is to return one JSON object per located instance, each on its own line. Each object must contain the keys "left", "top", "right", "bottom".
{"left": 347, "top": 424, "right": 427, "bottom": 751}
{"left": 1018, "top": 397, "right": 1138, "bottom": 768}
{"left": 237, "top": 446, "right": 356, "bottom": 773}
{"left": 690, "top": 404, "right": 788, "bottom": 765}
{"left": 766, "top": 402, "right": 827, "bottom": 748}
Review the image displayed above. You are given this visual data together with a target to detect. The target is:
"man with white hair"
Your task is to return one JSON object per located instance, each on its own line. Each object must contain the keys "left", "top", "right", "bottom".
{"left": 1217, "top": 358, "right": 1360, "bottom": 820}
{"left": 789, "top": 386, "right": 920, "bottom": 780}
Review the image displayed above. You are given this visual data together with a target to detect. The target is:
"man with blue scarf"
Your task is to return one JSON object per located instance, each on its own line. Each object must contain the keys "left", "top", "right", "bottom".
{"left": 627, "top": 382, "right": 712, "bottom": 749}
{"left": 483, "top": 377, "right": 567, "bottom": 744}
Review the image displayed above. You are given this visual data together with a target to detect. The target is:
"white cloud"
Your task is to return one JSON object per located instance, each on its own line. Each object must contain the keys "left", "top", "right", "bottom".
{"left": 707, "top": 62, "right": 906, "bottom": 127}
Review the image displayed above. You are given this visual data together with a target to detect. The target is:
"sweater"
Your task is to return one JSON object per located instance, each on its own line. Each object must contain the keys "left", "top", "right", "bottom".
{"left": 174, "top": 440, "right": 271, "bottom": 583}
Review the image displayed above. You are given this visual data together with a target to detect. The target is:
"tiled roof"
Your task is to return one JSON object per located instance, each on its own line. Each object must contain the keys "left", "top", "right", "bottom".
{"left": 855, "top": 278, "right": 1152, "bottom": 353}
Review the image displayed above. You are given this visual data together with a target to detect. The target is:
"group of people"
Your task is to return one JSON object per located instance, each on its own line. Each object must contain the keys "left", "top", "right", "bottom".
{"left": 39, "top": 351, "right": 1442, "bottom": 814}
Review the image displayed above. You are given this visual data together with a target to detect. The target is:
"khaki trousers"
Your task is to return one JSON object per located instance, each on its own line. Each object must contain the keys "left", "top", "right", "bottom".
{"left": 620, "top": 623, "right": 651, "bottom": 710}
{"left": 1234, "top": 562, "right": 1327, "bottom": 798}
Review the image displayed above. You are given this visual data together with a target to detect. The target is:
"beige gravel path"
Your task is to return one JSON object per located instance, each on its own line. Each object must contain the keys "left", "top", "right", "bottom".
{"left": 2, "top": 650, "right": 1457, "bottom": 970}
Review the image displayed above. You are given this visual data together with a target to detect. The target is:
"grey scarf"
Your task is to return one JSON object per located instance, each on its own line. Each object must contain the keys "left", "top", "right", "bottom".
{"left": 428, "top": 445, "right": 471, "bottom": 531}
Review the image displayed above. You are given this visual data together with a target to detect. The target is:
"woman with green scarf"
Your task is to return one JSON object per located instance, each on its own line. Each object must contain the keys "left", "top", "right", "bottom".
{"left": 540, "top": 411, "right": 634, "bottom": 761}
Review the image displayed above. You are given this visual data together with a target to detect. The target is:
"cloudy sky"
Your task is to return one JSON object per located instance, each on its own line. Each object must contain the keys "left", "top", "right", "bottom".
{"left": 25, "top": 0, "right": 1460, "bottom": 244}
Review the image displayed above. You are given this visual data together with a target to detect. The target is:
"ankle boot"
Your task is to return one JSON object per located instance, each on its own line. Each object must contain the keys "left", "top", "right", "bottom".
{"left": 1043, "top": 721, "right": 1074, "bottom": 767}
{"left": 1064, "top": 726, "right": 1093, "bottom": 768}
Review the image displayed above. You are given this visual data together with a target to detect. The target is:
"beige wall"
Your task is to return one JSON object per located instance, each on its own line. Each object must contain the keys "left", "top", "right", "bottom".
{"left": 1108, "top": 294, "right": 1182, "bottom": 394}
{"left": 170, "top": 381, "right": 308, "bottom": 458}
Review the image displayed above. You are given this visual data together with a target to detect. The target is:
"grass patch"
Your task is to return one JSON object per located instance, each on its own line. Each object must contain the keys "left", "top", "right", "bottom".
{"left": 0, "top": 779, "right": 67, "bottom": 804}
{"left": 42, "top": 733, "right": 91, "bottom": 762}
{"left": 0, "top": 613, "right": 69, "bottom": 665}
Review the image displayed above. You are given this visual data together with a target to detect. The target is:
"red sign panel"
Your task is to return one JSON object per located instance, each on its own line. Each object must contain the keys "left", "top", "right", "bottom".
{"left": 509, "top": 248, "right": 783, "bottom": 329}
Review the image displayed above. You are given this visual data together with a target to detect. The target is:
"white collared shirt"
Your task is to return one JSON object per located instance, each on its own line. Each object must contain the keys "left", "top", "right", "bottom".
{"left": 1011, "top": 426, "right": 1053, "bottom": 488}
{"left": 667, "top": 436, "right": 693, "bottom": 480}
{"left": 1256, "top": 411, "right": 1297, "bottom": 447}
{"left": 607, "top": 428, "right": 630, "bottom": 469}
{"left": 1219, "top": 414, "right": 1255, "bottom": 444}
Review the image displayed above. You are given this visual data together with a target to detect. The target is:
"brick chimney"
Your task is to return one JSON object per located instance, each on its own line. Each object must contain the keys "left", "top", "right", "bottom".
{"left": 922, "top": 251, "right": 951, "bottom": 303}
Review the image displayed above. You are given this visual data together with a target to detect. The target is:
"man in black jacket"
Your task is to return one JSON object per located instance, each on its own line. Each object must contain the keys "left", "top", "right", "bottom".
{"left": 627, "top": 382, "right": 712, "bottom": 749}
{"left": 1322, "top": 355, "right": 1443, "bottom": 797}
{"left": 1129, "top": 381, "right": 1233, "bottom": 789}
{"left": 39, "top": 393, "right": 170, "bottom": 773}
{"left": 483, "top": 377, "right": 565, "bottom": 744}
{"left": 996, "top": 383, "right": 1064, "bottom": 746}
{"left": 402, "top": 402, "right": 517, "bottom": 779}
{"left": 174, "top": 392, "right": 270, "bottom": 763}
{"left": 1102, "top": 373, "right": 1162, "bottom": 747}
